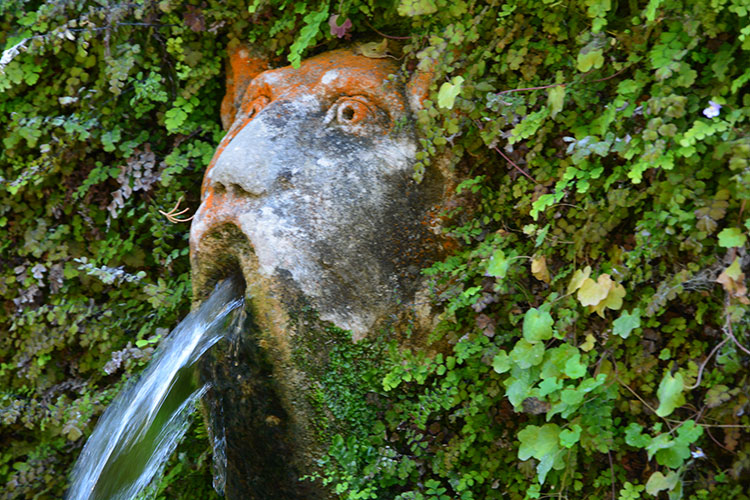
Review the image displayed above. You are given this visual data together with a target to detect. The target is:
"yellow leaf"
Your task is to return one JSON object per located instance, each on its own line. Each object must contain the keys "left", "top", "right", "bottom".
{"left": 578, "top": 273, "right": 612, "bottom": 307}
{"left": 591, "top": 282, "right": 626, "bottom": 318}
{"left": 531, "top": 255, "right": 551, "bottom": 283}
{"left": 725, "top": 256, "right": 743, "bottom": 280}
{"left": 568, "top": 266, "right": 592, "bottom": 295}
{"left": 580, "top": 333, "right": 596, "bottom": 352}
{"left": 717, "top": 257, "right": 749, "bottom": 303}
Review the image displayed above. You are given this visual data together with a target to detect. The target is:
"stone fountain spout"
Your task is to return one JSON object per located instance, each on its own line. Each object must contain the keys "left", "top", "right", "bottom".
{"left": 189, "top": 45, "right": 455, "bottom": 499}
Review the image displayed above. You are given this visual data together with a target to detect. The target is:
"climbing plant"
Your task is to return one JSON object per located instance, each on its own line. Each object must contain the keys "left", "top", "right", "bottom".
{"left": 1, "top": 0, "right": 749, "bottom": 499}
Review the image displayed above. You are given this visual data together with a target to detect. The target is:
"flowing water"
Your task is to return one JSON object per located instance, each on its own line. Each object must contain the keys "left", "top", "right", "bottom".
{"left": 66, "top": 278, "right": 245, "bottom": 500}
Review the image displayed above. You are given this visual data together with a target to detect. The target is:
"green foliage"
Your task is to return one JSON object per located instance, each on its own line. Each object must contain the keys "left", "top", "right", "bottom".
{"left": 293, "top": 0, "right": 750, "bottom": 498}
{"left": 2, "top": 0, "right": 750, "bottom": 499}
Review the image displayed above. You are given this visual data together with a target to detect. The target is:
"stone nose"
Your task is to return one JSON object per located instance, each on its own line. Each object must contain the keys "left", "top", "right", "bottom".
{"left": 207, "top": 118, "right": 281, "bottom": 198}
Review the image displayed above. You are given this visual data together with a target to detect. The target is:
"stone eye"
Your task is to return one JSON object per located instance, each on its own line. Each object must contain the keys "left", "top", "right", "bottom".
{"left": 334, "top": 97, "right": 371, "bottom": 125}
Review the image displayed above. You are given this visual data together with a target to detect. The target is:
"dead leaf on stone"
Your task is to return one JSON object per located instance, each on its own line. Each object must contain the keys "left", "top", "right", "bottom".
{"left": 356, "top": 38, "right": 390, "bottom": 58}
{"left": 531, "top": 255, "right": 550, "bottom": 283}
{"left": 716, "top": 257, "right": 749, "bottom": 304}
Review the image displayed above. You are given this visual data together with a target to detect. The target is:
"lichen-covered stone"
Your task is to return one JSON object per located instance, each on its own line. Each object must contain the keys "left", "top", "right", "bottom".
{"left": 190, "top": 47, "right": 453, "bottom": 499}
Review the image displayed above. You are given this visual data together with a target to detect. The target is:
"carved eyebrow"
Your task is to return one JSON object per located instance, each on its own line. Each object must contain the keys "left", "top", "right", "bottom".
{"left": 317, "top": 73, "right": 405, "bottom": 119}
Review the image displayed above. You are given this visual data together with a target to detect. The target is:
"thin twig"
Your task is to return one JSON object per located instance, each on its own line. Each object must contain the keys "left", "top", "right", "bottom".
{"left": 685, "top": 337, "right": 729, "bottom": 390}
{"left": 588, "top": 65, "right": 631, "bottom": 83}
{"left": 497, "top": 83, "right": 566, "bottom": 95}
{"left": 493, "top": 145, "right": 538, "bottom": 183}
{"left": 694, "top": 423, "right": 750, "bottom": 428}
{"left": 363, "top": 18, "right": 412, "bottom": 40}
{"left": 704, "top": 426, "right": 735, "bottom": 454}
{"left": 616, "top": 377, "right": 658, "bottom": 414}
{"left": 495, "top": 66, "right": 631, "bottom": 98}
{"left": 607, "top": 451, "right": 616, "bottom": 500}
{"left": 472, "top": 119, "right": 538, "bottom": 183}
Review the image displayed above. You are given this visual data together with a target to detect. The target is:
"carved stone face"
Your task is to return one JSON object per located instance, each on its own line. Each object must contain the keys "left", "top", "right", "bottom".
{"left": 189, "top": 48, "right": 449, "bottom": 499}
{"left": 190, "top": 49, "right": 446, "bottom": 339}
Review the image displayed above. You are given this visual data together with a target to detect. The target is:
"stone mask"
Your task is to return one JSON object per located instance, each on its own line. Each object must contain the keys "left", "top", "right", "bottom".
{"left": 188, "top": 46, "right": 452, "bottom": 499}
{"left": 190, "top": 47, "right": 449, "bottom": 340}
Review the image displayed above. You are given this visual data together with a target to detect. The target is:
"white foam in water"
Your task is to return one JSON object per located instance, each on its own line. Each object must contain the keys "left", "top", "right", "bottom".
{"left": 66, "top": 278, "right": 244, "bottom": 500}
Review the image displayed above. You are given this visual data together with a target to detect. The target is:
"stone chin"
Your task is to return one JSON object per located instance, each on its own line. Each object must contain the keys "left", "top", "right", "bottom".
{"left": 190, "top": 48, "right": 450, "bottom": 341}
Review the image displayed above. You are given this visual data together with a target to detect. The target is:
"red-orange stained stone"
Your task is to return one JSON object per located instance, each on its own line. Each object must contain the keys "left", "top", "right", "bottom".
{"left": 220, "top": 45, "right": 270, "bottom": 130}
{"left": 203, "top": 49, "right": 411, "bottom": 204}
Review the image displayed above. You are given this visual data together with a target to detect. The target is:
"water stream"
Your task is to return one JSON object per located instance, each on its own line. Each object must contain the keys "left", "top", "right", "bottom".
{"left": 66, "top": 278, "right": 245, "bottom": 500}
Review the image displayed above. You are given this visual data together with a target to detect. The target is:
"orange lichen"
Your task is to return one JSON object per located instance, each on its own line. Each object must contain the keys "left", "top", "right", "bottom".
{"left": 406, "top": 69, "right": 434, "bottom": 111}
{"left": 220, "top": 44, "right": 270, "bottom": 130}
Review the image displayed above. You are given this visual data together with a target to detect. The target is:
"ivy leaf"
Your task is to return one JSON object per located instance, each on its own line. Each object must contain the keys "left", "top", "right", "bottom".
{"left": 560, "top": 388, "right": 583, "bottom": 406}
{"left": 492, "top": 350, "right": 511, "bottom": 374}
{"left": 559, "top": 424, "right": 582, "bottom": 448}
{"left": 486, "top": 249, "right": 509, "bottom": 278}
{"left": 357, "top": 39, "right": 389, "bottom": 58}
{"left": 518, "top": 423, "right": 562, "bottom": 483}
{"left": 624, "top": 422, "right": 651, "bottom": 448}
{"left": 523, "top": 307, "right": 554, "bottom": 342}
{"left": 577, "top": 49, "right": 604, "bottom": 72}
{"left": 547, "top": 85, "right": 565, "bottom": 117}
{"left": 717, "top": 227, "right": 746, "bottom": 248}
{"left": 510, "top": 339, "right": 545, "bottom": 369}
{"left": 655, "top": 371, "right": 685, "bottom": 417}
{"left": 613, "top": 308, "right": 641, "bottom": 339}
{"left": 437, "top": 76, "right": 464, "bottom": 110}
{"left": 397, "top": 0, "right": 438, "bottom": 16}
{"left": 645, "top": 470, "right": 680, "bottom": 496}
{"left": 540, "top": 344, "right": 578, "bottom": 379}
{"left": 518, "top": 423, "right": 567, "bottom": 484}
{"left": 591, "top": 281, "right": 626, "bottom": 317}
{"left": 505, "top": 369, "right": 535, "bottom": 409}
{"left": 563, "top": 352, "right": 587, "bottom": 379}
{"left": 580, "top": 333, "right": 596, "bottom": 352}
{"left": 538, "top": 376, "right": 563, "bottom": 397}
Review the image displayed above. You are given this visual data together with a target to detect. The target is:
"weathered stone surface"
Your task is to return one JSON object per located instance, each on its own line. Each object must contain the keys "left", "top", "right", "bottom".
{"left": 190, "top": 47, "right": 454, "bottom": 499}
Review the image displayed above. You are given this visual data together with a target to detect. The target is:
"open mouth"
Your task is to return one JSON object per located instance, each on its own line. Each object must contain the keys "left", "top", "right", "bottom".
{"left": 191, "top": 223, "right": 253, "bottom": 303}
{"left": 191, "top": 222, "right": 325, "bottom": 499}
